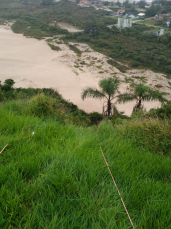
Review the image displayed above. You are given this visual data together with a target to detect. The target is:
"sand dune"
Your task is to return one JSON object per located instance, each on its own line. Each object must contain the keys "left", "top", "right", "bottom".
{"left": 1, "top": 25, "right": 170, "bottom": 116}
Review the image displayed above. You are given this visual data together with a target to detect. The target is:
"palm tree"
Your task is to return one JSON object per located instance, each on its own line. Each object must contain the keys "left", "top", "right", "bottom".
{"left": 117, "top": 83, "right": 166, "bottom": 113}
{"left": 81, "top": 77, "right": 120, "bottom": 117}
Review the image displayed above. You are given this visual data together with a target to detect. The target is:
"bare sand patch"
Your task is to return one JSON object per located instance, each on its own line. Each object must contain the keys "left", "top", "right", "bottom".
{"left": 57, "top": 22, "right": 83, "bottom": 33}
{"left": 1, "top": 26, "right": 170, "bottom": 116}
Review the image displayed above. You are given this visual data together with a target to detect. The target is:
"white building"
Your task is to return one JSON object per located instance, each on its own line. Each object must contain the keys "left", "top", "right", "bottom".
{"left": 118, "top": 17, "right": 132, "bottom": 28}
{"left": 166, "top": 21, "right": 170, "bottom": 27}
{"left": 138, "top": 13, "right": 145, "bottom": 18}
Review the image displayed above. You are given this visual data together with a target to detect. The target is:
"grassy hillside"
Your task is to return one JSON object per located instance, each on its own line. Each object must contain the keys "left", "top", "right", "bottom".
{"left": 1, "top": 98, "right": 171, "bottom": 228}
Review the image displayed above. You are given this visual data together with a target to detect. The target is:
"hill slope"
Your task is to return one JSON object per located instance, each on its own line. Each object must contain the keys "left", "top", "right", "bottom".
{"left": 0, "top": 102, "right": 171, "bottom": 228}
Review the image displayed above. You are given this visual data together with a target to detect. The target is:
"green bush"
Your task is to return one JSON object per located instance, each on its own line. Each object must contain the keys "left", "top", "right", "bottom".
{"left": 115, "top": 118, "right": 171, "bottom": 155}
{"left": 149, "top": 101, "right": 171, "bottom": 119}
{"left": 131, "top": 61, "right": 140, "bottom": 67}
{"left": 26, "top": 94, "right": 54, "bottom": 117}
{"left": 89, "top": 112, "right": 103, "bottom": 124}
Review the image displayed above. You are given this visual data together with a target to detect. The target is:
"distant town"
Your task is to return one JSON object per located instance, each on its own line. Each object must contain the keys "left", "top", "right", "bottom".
{"left": 77, "top": 0, "right": 171, "bottom": 35}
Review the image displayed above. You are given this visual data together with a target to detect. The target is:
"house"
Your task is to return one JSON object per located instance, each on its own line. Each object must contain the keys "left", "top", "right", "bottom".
{"left": 112, "top": 12, "right": 119, "bottom": 16}
{"left": 138, "top": 13, "right": 145, "bottom": 18}
{"left": 166, "top": 21, "right": 170, "bottom": 27}
{"left": 158, "top": 14, "right": 167, "bottom": 21}
{"left": 118, "top": 10, "right": 125, "bottom": 15}
{"left": 118, "top": 17, "right": 132, "bottom": 28}
{"left": 127, "top": 13, "right": 138, "bottom": 19}
{"left": 153, "top": 29, "right": 165, "bottom": 36}
{"left": 145, "top": 5, "right": 151, "bottom": 8}
{"left": 111, "top": 9, "right": 125, "bottom": 16}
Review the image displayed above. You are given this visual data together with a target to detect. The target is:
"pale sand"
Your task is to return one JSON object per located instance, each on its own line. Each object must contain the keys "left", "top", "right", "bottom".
{"left": 1, "top": 25, "right": 170, "bottom": 116}
{"left": 57, "top": 22, "right": 83, "bottom": 33}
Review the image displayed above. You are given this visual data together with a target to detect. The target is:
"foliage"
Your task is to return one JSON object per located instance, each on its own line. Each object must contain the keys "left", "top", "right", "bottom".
{"left": 1, "top": 79, "right": 15, "bottom": 92}
{"left": 117, "top": 83, "right": 166, "bottom": 112}
{"left": 107, "top": 59, "right": 129, "bottom": 73}
{"left": 82, "top": 77, "right": 121, "bottom": 117}
{"left": 88, "top": 112, "right": 103, "bottom": 124}
{"left": 1, "top": 103, "right": 171, "bottom": 228}
{"left": 68, "top": 44, "right": 82, "bottom": 55}
{"left": 12, "top": 20, "right": 68, "bottom": 39}
{"left": 145, "top": 5, "right": 161, "bottom": 17}
{"left": 48, "top": 43, "right": 61, "bottom": 51}
{"left": 1, "top": 0, "right": 115, "bottom": 38}
{"left": 67, "top": 23, "right": 171, "bottom": 76}
{"left": 115, "top": 117, "right": 171, "bottom": 155}
{"left": 0, "top": 86, "right": 93, "bottom": 126}
{"left": 149, "top": 101, "right": 171, "bottom": 119}
{"left": 116, "top": 0, "right": 121, "bottom": 7}
{"left": 26, "top": 93, "right": 54, "bottom": 117}
{"left": 123, "top": 0, "right": 132, "bottom": 9}
{"left": 138, "top": 0, "right": 146, "bottom": 9}
{"left": 42, "top": 0, "right": 53, "bottom": 6}
{"left": 2, "top": 0, "right": 171, "bottom": 76}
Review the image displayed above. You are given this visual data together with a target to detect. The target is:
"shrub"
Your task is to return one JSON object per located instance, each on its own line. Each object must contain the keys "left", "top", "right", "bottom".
{"left": 149, "top": 101, "right": 171, "bottom": 119}
{"left": 116, "top": 118, "right": 171, "bottom": 155}
{"left": 89, "top": 112, "right": 103, "bottom": 124}
{"left": 131, "top": 61, "right": 140, "bottom": 67}
{"left": 1, "top": 79, "right": 15, "bottom": 92}
{"left": 26, "top": 94, "right": 54, "bottom": 117}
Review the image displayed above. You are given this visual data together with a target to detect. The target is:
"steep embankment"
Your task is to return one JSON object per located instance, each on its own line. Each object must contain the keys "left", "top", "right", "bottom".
{"left": 0, "top": 100, "right": 171, "bottom": 228}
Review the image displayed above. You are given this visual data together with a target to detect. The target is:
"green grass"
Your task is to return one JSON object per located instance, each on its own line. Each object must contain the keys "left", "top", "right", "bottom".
{"left": 1, "top": 99, "right": 171, "bottom": 228}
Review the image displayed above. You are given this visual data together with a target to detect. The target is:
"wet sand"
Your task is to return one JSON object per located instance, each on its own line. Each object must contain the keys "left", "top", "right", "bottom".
{"left": 0, "top": 25, "right": 169, "bottom": 116}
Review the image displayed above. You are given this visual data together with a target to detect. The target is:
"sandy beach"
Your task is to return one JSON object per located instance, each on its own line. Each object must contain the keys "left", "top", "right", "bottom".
{"left": 1, "top": 24, "right": 170, "bottom": 116}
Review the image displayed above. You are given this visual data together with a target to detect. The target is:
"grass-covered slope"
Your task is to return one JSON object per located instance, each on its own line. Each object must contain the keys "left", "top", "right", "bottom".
{"left": 0, "top": 102, "right": 171, "bottom": 228}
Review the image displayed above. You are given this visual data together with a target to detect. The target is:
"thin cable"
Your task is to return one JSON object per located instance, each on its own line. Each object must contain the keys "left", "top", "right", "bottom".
{"left": 0, "top": 144, "right": 8, "bottom": 154}
{"left": 98, "top": 141, "right": 134, "bottom": 228}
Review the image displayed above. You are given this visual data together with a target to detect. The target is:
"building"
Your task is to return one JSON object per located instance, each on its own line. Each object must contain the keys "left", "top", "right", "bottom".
{"left": 138, "top": 13, "right": 145, "bottom": 18}
{"left": 153, "top": 29, "right": 165, "bottom": 36}
{"left": 118, "top": 10, "right": 125, "bottom": 15}
{"left": 166, "top": 21, "right": 170, "bottom": 27}
{"left": 112, "top": 9, "right": 125, "bottom": 16}
{"left": 128, "top": 13, "right": 138, "bottom": 19}
{"left": 118, "top": 17, "right": 132, "bottom": 28}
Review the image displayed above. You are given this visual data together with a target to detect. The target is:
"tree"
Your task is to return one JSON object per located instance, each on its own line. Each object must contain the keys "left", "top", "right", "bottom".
{"left": 103, "top": 1, "right": 110, "bottom": 6}
{"left": 138, "top": 0, "right": 146, "bottom": 9}
{"left": 145, "top": 5, "right": 160, "bottom": 17}
{"left": 81, "top": 77, "right": 121, "bottom": 117}
{"left": 42, "top": 0, "right": 53, "bottom": 6}
{"left": 1, "top": 79, "right": 15, "bottom": 92}
{"left": 117, "top": 83, "right": 166, "bottom": 113}
{"left": 116, "top": 0, "right": 121, "bottom": 7}
{"left": 123, "top": 0, "right": 132, "bottom": 9}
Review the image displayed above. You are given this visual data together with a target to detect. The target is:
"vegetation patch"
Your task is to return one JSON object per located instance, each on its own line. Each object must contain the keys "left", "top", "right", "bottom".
{"left": 132, "top": 76, "right": 148, "bottom": 83}
{"left": 107, "top": 59, "right": 129, "bottom": 73}
{"left": 115, "top": 118, "right": 171, "bottom": 155}
{"left": 0, "top": 76, "right": 171, "bottom": 228}
{"left": 155, "top": 84, "right": 163, "bottom": 88}
{"left": 47, "top": 43, "right": 61, "bottom": 51}
{"left": 68, "top": 44, "right": 82, "bottom": 55}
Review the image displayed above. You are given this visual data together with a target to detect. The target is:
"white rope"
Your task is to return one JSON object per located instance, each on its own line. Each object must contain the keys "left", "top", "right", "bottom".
{"left": 0, "top": 144, "right": 8, "bottom": 154}
{"left": 98, "top": 141, "right": 134, "bottom": 228}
